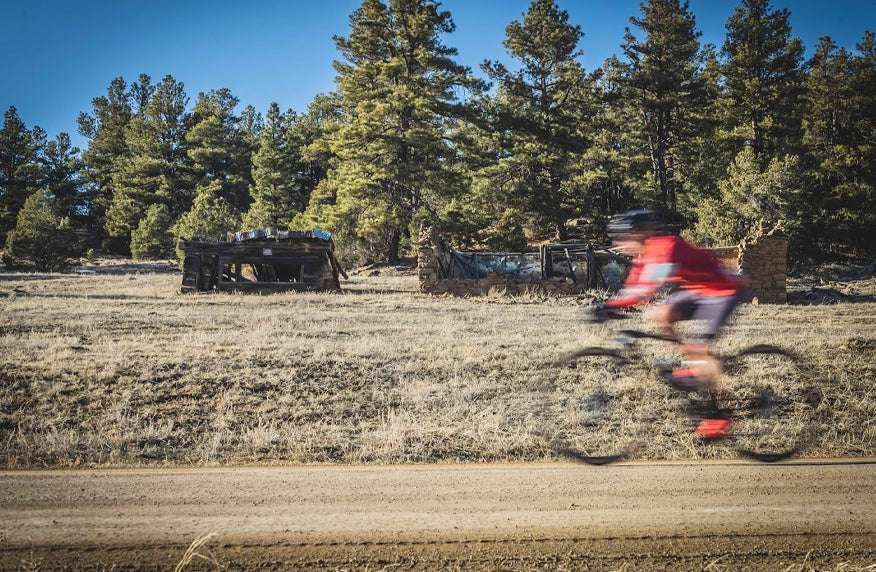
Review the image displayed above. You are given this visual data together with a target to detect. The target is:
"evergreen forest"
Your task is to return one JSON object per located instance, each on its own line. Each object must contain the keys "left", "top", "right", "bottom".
{"left": 1, "top": 0, "right": 874, "bottom": 270}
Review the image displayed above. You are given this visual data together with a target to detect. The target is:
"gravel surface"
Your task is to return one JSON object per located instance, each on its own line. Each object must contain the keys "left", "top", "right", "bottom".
{"left": 1, "top": 460, "right": 874, "bottom": 570}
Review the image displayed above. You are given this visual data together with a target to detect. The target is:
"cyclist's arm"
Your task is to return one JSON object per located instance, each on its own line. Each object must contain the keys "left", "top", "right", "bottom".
{"left": 606, "top": 261, "right": 678, "bottom": 309}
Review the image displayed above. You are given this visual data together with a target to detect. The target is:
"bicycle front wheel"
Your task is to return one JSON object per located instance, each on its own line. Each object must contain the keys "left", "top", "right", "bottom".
{"left": 552, "top": 347, "right": 653, "bottom": 465}
{"left": 721, "top": 345, "right": 810, "bottom": 462}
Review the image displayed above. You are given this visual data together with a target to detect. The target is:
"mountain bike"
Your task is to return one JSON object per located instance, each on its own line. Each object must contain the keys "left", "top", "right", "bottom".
{"left": 550, "top": 309, "right": 815, "bottom": 465}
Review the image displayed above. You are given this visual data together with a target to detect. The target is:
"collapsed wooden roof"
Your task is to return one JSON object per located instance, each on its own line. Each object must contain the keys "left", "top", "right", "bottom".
{"left": 179, "top": 229, "right": 347, "bottom": 293}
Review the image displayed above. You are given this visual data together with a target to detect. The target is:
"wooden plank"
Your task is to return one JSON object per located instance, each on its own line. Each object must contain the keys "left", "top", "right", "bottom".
{"left": 216, "top": 282, "right": 313, "bottom": 292}
{"left": 327, "top": 251, "right": 348, "bottom": 280}
{"left": 586, "top": 244, "right": 596, "bottom": 289}
{"left": 564, "top": 248, "right": 577, "bottom": 284}
{"left": 325, "top": 252, "right": 341, "bottom": 288}
{"left": 595, "top": 247, "right": 632, "bottom": 265}
{"left": 182, "top": 256, "right": 201, "bottom": 291}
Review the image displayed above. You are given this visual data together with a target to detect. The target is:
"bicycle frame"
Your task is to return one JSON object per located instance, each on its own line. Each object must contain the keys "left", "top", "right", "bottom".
{"left": 556, "top": 315, "right": 809, "bottom": 464}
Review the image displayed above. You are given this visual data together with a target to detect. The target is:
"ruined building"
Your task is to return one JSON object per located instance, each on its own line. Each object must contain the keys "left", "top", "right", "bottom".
{"left": 179, "top": 229, "right": 347, "bottom": 293}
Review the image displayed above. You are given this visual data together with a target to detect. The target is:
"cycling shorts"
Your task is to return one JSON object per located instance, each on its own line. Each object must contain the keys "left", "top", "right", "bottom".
{"left": 666, "top": 290, "right": 741, "bottom": 344}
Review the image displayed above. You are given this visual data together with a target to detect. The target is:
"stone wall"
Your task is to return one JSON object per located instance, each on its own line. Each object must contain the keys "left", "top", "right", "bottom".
{"left": 709, "top": 246, "right": 741, "bottom": 273}
{"left": 738, "top": 229, "right": 788, "bottom": 303}
{"left": 418, "top": 225, "right": 789, "bottom": 303}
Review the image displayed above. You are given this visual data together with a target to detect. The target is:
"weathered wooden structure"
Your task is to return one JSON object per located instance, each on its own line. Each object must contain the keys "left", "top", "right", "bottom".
{"left": 419, "top": 224, "right": 789, "bottom": 302}
{"left": 418, "top": 225, "right": 631, "bottom": 296}
{"left": 179, "top": 229, "right": 347, "bottom": 293}
{"left": 539, "top": 243, "right": 631, "bottom": 288}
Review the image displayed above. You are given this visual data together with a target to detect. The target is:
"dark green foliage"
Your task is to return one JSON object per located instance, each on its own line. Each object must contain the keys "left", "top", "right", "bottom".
{"left": 106, "top": 75, "right": 191, "bottom": 249}
{"left": 4, "top": 190, "right": 83, "bottom": 271}
{"left": 186, "top": 88, "right": 254, "bottom": 213}
{"left": 0, "top": 107, "right": 42, "bottom": 241}
{"left": 721, "top": 0, "right": 804, "bottom": 159}
{"left": 242, "top": 102, "right": 302, "bottom": 230}
{"left": 798, "top": 32, "right": 876, "bottom": 254}
{"left": 301, "top": 0, "right": 480, "bottom": 263}
{"left": 40, "top": 133, "right": 84, "bottom": 220}
{"left": 481, "top": 208, "right": 528, "bottom": 252}
{"left": 77, "top": 77, "right": 133, "bottom": 233}
{"left": 577, "top": 56, "right": 638, "bottom": 218}
{"left": 130, "top": 203, "right": 174, "bottom": 260}
{"left": 479, "top": 0, "right": 593, "bottom": 241}
{"left": 620, "top": 0, "right": 707, "bottom": 214}
{"left": 172, "top": 182, "right": 240, "bottom": 262}
{"left": 686, "top": 148, "right": 801, "bottom": 247}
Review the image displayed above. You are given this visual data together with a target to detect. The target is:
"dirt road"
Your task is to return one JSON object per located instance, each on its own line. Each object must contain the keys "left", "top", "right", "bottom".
{"left": 1, "top": 461, "right": 874, "bottom": 571}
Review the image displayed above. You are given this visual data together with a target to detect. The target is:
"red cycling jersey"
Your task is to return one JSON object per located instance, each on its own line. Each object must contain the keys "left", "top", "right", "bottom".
{"left": 606, "top": 235, "right": 748, "bottom": 309}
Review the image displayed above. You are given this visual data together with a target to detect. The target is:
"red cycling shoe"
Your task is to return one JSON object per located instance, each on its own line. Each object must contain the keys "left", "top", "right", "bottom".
{"left": 659, "top": 367, "right": 708, "bottom": 392}
{"left": 695, "top": 418, "right": 732, "bottom": 439}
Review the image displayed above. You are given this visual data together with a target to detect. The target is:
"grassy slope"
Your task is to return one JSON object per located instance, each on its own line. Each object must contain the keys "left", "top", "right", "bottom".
{"left": 0, "top": 261, "right": 873, "bottom": 468}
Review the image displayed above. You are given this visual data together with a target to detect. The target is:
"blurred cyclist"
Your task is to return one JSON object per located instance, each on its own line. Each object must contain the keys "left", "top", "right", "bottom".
{"left": 602, "top": 210, "right": 749, "bottom": 439}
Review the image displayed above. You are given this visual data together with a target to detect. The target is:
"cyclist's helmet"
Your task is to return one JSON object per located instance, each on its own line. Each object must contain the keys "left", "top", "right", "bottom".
{"left": 607, "top": 210, "right": 663, "bottom": 237}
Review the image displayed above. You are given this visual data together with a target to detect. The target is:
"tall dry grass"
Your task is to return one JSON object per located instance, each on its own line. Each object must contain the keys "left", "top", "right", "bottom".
{"left": 0, "top": 260, "right": 873, "bottom": 468}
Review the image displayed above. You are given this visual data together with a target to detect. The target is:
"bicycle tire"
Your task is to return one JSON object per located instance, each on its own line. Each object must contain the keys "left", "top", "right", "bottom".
{"left": 721, "top": 345, "right": 809, "bottom": 462}
{"left": 552, "top": 347, "right": 651, "bottom": 465}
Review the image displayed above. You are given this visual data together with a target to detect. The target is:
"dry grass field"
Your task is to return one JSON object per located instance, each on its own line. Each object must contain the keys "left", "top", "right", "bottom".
{"left": 0, "top": 259, "right": 874, "bottom": 468}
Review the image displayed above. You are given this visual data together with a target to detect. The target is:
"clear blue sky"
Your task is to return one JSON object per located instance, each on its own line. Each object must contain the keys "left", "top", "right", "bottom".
{"left": 2, "top": 0, "right": 873, "bottom": 149}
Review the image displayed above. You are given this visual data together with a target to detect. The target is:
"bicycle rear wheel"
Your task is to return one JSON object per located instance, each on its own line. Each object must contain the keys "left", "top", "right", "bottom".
{"left": 552, "top": 348, "right": 653, "bottom": 465}
{"left": 721, "top": 345, "right": 809, "bottom": 462}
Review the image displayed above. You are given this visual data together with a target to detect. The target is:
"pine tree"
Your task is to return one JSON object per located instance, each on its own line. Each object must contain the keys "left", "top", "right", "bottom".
{"left": 106, "top": 75, "right": 191, "bottom": 250}
{"left": 621, "top": 0, "right": 707, "bottom": 214}
{"left": 578, "top": 56, "right": 640, "bottom": 225}
{"left": 0, "top": 107, "right": 42, "bottom": 240}
{"left": 801, "top": 32, "right": 876, "bottom": 251}
{"left": 242, "top": 102, "right": 298, "bottom": 230}
{"left": 686, "top": 147, "right": 801, "bottom": 246}
{"left": 4, "top": 189, "right": 83, "bottom": 271}
{"left": 130, "top": 203, "right": 174, "bottom": 260}
{"left": 287, "top": 98, "right": 335, "bottom": 215}
{"left": 676, "top": 44, "right": 733, "bottom": 216}
{"left": 721, "top": 0, "right": 804, "bottom": 160}
{"left": 238, "top": 104, "right": 263, "bottom": 170}
{"left": 186, "top": 88, "right": 253, "bottom": 213}
{"left": 848, "top": 32, "right": 876, "bottom": 250}
{"left": 40, "top": 133, "right": 84, "bottom": 221}
{"left": 130, "top": 74, "right": 155, "bottom": 119}
{"left": 481, "top": 0, "right": 593, "bottom": 241}
{"left": 438, "top": 92, "right": 524, "bottom": 250}
{"left": 309, "top": 0, "right": 479, "bottom": 262}
{"left": 172, "top": 181, "right": 240, "bottom": 262}
{"left": 77, "top": 77, "right": 133, "bottom": 233}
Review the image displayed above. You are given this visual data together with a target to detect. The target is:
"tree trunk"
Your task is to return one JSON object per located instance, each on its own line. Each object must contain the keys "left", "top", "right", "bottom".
{"left": 386, "top": 226, "right": 401, "bottom": 264}
{"left": 555, "top": 221, "right": 568, "bottom": 242}
{"left": 752, "top": 118, "right": 763, "bottom": 159}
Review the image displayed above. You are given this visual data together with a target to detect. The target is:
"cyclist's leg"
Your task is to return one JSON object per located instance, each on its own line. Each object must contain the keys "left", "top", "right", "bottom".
{"left": 680, "top": 293, "right": 741, "bottom": 392}
{"left": 648, "top": 292, "right": 733, "bottom": 437}
{"left": 647, "top": 292, "right": 714, "bottom": 390}
{"left": 644, "top": 290, "right": 697, "bottom": 339}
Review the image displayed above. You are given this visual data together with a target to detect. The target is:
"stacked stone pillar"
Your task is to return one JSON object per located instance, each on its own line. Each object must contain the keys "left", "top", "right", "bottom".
{"left": 738, "top": 229, "right": 788, "bottom": 303}
{"left": 418, "top": 224, "right": 443, "bottom": 292}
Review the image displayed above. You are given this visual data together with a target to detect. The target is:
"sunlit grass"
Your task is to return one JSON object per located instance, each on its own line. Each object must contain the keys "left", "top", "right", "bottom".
{"left": 0, "top": 260, "right": 873, "bottom": 468}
